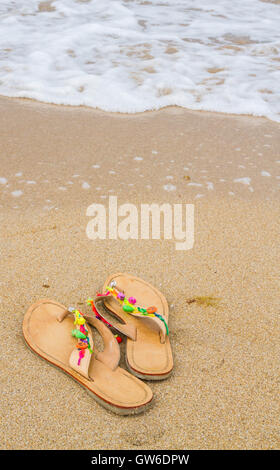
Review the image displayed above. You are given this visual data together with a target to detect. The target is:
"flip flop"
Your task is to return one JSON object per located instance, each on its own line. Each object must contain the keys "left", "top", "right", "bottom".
{"left": 89, "top": 273, "right": 173, "bottom": 380}
{"left": 23, "top": 299, "right": 153, "bottom": 415}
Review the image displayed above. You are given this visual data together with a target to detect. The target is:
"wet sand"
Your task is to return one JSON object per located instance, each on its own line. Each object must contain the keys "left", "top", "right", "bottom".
{"left": 0, "top": 96, "right": 279, "bottom": 449}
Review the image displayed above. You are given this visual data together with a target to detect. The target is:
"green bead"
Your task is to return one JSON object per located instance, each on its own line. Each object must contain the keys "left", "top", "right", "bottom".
{"left": 137, "top": 307, "right": 147, "bottom": 313}
{"left": 71, "top": 329, "right": 87, "bottom": 339}
{"left": 123, "top": 304, "right": 135, "bottom": 313}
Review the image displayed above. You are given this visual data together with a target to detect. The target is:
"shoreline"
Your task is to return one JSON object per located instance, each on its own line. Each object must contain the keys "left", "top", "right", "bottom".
{"left": 1, "top": 94, "right": 278, "bottom": 123}
{"left": 0, "top": 96, "right": 279, "bottom": 449}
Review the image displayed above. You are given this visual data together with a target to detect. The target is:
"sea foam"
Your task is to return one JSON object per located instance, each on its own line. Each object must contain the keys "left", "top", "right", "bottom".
{"left": 0, "top": 0, "right": 279, "bottom": 121}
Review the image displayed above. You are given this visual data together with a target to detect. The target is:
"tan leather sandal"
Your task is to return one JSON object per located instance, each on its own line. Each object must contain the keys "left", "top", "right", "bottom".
{"left": 88, "top": 273, "right": 173, "bottom": 380}
{"left": 23, "top": 299, "right": 153, "bottom": 415}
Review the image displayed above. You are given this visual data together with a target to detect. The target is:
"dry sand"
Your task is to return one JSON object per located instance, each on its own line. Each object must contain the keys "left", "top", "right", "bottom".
{"left": 0, "top": 96, "right": 279, "bottom": 449}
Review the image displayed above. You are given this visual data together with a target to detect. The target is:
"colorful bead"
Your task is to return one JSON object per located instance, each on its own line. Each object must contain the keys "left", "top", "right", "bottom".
{"left": 147, "top": 306, "right": 157, "bottom": 314}
{"left": 117, "top": 292, "right": 125, "bottom": 301}
{"left": 137, "top": 307, "right": 147, "bottom": 313}
{"left": 86, "top": 340, "right": 93, "bottom": 355}
{"left": 72, "top": 329, "right": 87, "bottom": 339}
{"left": 79, "top": 325, "right": 87, "bottom": 335}
{"left": 123, "top": 304, "right": 135, "bottom": 313}
{"left": 78, "top": 349, "right": 85, "bottom": 365}
{"left": 128, "top": 296, "right": 136, "bottom": 305}
{"left": 76, "top": 341, "right": 88, "bottom": 349}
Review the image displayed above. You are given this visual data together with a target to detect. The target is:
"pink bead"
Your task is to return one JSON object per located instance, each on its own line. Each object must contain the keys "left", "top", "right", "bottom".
{"left": 128, "top": 296, "right": 136, "bottom": 305}
{"left": 117, "top": 292, "right": 125, "bottom": 301}
{"left": 78, "top": 349, "right": 85, "bottom": 366}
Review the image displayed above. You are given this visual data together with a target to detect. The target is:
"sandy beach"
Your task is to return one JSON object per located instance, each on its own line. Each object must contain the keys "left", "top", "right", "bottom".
{"left": 0, "top": 96, "right": 279, "bottom": 450}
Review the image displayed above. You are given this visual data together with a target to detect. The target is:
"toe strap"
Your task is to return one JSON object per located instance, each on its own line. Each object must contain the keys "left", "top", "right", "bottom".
{"left": 57, "top": 307, "right": 94, "bottom": 380}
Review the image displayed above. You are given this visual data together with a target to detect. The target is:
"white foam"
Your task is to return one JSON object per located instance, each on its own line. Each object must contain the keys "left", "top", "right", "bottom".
{"left": 0, "top": 177, "right": 7, "bottom": 185}
{"left": 82, "top": 182, "right": 90, "bottom": 189}
{"left": 134, "top": 157, "right": 143, "bottom": 161}
{"left": 0, "top": 0, "right": 279, "bottom": 121}
{"left": 188, "top": 182, "right": 203, "bottom": 187}
{"left": 234, "top": 177, "right": 251, "bottom": 185}
{"left": 11, "top": 190, "right": 23, "bottom": 197}
{"left": 261, "top": 171, "right": 271, "bottom": 177}
{"left": 163, "top": 184, "right": 176, "bottom": 192}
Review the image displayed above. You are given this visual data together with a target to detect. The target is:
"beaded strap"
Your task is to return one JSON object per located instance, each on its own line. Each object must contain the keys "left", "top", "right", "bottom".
{"left": 69, "top": 307, "right": 93, "bottom": 365}
{"left": 95, "top": 281, "right": 169, "bottom": 336}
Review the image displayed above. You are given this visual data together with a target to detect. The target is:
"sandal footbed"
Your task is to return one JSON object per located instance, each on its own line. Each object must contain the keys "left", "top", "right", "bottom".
{"left": 23, "top": 299, "right": 153, "bottom": 414}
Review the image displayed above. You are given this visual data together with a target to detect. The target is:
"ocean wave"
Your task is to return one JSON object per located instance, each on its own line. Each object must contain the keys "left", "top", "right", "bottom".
{"left": 0, "top": 0, "right": 279, "bottom": 121}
